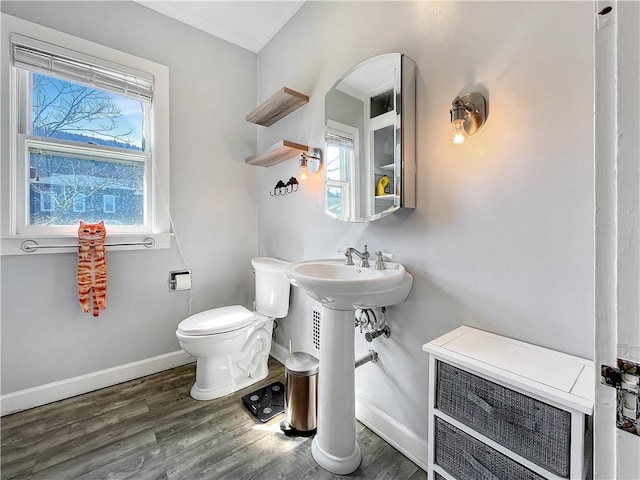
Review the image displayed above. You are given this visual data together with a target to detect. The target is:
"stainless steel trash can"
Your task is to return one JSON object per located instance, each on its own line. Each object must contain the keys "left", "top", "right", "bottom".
{"left": 280, "top": 352, "right": 318, "bottom": 436}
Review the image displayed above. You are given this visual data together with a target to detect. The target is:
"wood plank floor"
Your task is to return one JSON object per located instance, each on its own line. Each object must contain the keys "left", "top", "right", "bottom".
{"left": 1, "top": 358, "right": 427, "bottom": 480}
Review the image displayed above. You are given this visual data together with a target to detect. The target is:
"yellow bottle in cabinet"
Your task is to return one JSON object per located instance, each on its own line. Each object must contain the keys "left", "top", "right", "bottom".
{"left": 376, "top": 176, "right": 390, "bottom": 196}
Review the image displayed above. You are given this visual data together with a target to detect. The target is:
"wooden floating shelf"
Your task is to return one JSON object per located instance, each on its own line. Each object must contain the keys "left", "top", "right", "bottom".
{"left": 245, "top": 140, "right": 308, "bottom": 167}
{"left": 246, "top": 87, "right": 309, "bottom": 127}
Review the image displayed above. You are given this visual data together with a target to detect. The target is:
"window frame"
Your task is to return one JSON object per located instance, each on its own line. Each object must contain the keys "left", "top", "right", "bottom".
{"left": 1, "top": 14, "right": 171, "bottom": 254}
{"left": 325, "top": 121, "right": 359, "bottom": 220}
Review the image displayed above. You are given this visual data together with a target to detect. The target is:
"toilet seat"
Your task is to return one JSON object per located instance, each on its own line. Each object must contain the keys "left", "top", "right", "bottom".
{"left": 177, "top": 305, "right": 255, "bottom": 336}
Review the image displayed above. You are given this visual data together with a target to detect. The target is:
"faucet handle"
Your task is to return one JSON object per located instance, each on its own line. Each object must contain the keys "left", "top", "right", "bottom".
{"left": 344, "top": 248, "right": 354, "bottom": 265}
{"left": 374, "top": 251, "right": 385, "bottom": 270}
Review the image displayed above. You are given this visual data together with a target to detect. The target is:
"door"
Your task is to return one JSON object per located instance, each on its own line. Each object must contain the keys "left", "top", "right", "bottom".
{"left": 594, "top": 1, "right": 640, "bottom": 478}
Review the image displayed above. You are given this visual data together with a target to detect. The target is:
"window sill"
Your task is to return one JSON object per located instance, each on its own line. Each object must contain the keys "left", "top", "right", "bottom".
{"left": 1, "top": 233, "right": 173, "bottom": 256}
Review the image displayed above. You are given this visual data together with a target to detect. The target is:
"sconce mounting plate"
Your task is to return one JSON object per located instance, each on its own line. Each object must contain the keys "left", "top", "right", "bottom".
{"left": 457, "top": 92, "right": 487, "bottom": 136}
{"left": 301, "top": 148, "right": 323, "bottom": 173}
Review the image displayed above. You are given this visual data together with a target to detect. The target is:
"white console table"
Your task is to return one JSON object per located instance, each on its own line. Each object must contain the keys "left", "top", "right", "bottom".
{"left": 423, "top": 326, "right": 594, "bottom": 480}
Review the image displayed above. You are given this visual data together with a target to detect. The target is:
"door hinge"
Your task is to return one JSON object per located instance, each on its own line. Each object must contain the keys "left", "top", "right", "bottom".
{"left": 601, "top": 358, "right": 640, "bottom": 436}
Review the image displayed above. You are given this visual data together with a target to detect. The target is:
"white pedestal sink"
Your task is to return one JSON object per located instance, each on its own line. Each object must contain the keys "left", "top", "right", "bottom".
{"left": 286, "top": 259, "right": 413, "bottom": 474}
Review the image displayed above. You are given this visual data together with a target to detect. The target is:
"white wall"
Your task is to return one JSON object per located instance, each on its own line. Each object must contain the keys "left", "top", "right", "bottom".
{"left": 257, "top": 0, "right": 594, "bottom": 452}
{"left": 0, "top": 2, "right": 258, "bottom": 394}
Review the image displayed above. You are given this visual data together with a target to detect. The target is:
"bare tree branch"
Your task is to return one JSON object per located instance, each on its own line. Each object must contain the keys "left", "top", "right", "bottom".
{"left": 32, "top": 75, "right": 135, "bottom": 144}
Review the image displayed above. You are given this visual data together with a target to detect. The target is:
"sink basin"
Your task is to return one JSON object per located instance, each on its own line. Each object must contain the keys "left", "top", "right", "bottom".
{"left": 286, "top": 258, "right": 413, "bottom": 310}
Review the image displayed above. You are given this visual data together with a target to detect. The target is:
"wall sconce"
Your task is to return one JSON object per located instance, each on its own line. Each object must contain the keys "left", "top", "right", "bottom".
{"left": 449, "top": 92, "right": 487, "bottom": 144}
{"left": 299, "top": 148, "right": 323, "bottom": 181}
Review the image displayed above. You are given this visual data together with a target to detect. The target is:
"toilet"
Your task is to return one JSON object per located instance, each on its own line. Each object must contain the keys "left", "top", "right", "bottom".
{"left": 176, "top": 257, "right": 291, "bottom": 401}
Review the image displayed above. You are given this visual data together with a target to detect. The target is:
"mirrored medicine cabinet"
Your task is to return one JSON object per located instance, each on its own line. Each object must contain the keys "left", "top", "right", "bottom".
{"left": 324, "top": 53, "right": 416, "bottom": 223}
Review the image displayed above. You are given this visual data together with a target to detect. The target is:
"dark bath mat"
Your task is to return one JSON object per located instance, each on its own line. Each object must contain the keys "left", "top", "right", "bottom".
{"left": 241, "top": 381, "right": 285, "bottom": 423}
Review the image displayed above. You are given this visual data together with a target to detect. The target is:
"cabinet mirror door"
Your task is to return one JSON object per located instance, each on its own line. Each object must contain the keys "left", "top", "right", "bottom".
{"left": 324, "top": 53, "right": 415, "bottom": 223}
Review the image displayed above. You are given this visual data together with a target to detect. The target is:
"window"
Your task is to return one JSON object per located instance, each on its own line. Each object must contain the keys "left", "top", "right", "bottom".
{"left": 40, "top": 192, "right": 54, "bottom": 212}
{"left": 325, "top": 183, "right": 351, "bottom": 219}
{"left": 12, "top": 34, "right": 152, "bottom": 234}
{"left": 326, "top": 130, "right": 355, "bottom": 183}
{"left": 2, "top": 16, "right": 171, "bottom": 254}
{"left": 103, "top": 195, "right": 116, "bottom": 214}
{"left": 325, "top": 124, "right": 358, "bottom": 219}
{"left": 27, "top": 142, "right": 144, "bottom": 226}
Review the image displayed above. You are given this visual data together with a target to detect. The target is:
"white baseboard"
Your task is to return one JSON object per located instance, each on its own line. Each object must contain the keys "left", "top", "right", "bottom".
{"left": 270, "top": 341, "right": 289, "bottom": 364}
{"left": 1, "top": 350, "right": 194, "bottom": 416}
{"left": 355, "top": 396, "right": 429, "bottom": 471}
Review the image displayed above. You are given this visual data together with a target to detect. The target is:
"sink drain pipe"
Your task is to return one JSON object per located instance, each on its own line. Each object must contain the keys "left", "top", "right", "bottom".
{"left": 355, "top": 349, "right": 378, "bottom": 369}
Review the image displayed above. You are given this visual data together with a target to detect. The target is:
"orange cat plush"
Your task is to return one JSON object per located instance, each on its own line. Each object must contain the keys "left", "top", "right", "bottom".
{"left": 77, "top": 221, "right": 107, "bottom": 317}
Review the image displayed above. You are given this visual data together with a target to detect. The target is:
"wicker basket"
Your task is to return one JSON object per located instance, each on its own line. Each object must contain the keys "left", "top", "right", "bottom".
{"left": 436, "top": 361, "right": 571, "bottom": 477}
{"left": 435, "top": 417, "right": 545, "bottom": 480}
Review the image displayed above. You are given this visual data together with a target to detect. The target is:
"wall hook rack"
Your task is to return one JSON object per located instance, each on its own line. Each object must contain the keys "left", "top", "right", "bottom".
{"left": 286, "top": 177, "right": 299, "bottom": 193}
{"left": 269, "top": 177, "right": 299, "bottom": 196}
{"left": 270, "top": 179, "right": 287, "bottom": 196}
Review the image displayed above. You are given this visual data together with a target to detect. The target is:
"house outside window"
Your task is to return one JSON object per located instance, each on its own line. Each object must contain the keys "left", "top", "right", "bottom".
{"left": 2, "top": 16, "right": 171, "bottom": 254}
{"left": 39, "top": 192, "right": 54, "bottom": 212}
{"left": 103, "top": 195, "right": 116, "bottom": 214}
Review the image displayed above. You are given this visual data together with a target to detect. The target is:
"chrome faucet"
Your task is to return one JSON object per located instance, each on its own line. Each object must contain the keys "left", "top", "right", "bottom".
{"left": 345, "top": 244, "right": 370, "bottom": 267}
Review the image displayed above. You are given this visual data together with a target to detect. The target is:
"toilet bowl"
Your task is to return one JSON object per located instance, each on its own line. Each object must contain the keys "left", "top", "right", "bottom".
{"left": 176, "top": 257, "right": 291, "bottom": 401}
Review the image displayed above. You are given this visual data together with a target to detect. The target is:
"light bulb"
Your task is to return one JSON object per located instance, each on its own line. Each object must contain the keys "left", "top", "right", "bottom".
{"left": 452, "top": 118, "right": 467, "bottom": 144}
{"left": 299, "top": 165, "right": 308, "bottom": 181}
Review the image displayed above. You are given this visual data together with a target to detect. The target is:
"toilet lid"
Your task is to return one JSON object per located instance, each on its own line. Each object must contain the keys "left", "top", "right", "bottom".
{"left": 177, "top": 305, "right": 254, "bottom": 335}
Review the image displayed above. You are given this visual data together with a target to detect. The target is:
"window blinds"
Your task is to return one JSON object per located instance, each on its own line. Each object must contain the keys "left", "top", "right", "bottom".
{"left": 326, "top": 131, "right": 355, "bottom": 148}
{"left": 11, "top": 34, "right": 153, "bottom": 103}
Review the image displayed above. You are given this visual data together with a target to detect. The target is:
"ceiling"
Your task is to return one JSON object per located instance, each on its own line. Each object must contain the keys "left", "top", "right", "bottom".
{"left": 134, "top": 1, "right": 306, "bottom": 53}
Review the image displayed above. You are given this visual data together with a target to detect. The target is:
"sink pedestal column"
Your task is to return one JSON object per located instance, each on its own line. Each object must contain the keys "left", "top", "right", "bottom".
{"left": 311, "top": 307, "right": 361, "bottom": 474}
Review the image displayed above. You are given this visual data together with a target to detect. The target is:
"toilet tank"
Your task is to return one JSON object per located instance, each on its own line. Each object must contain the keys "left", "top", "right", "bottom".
{"left": 251, "top": 257, "right": 291, "bottom": 318}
